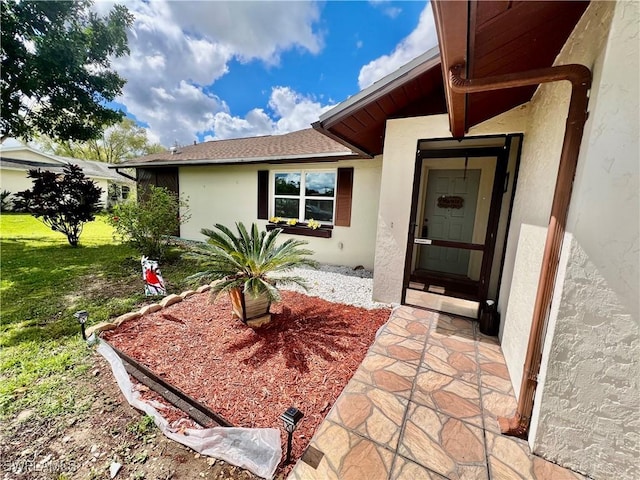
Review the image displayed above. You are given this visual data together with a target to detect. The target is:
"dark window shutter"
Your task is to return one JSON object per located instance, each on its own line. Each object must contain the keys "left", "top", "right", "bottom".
{"left": 137, "top": 168, "right": 180, "bottom": 236}
{"left": 335, "top": 167, "right": 353, "bottom": 227}
{"left": 257, "top": 170, "right": 269, "bottom": 219}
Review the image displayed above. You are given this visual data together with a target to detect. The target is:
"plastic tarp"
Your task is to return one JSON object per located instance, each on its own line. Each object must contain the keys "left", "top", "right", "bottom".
{"left": 97, "top": 340, "right": 282, "bottom": 479}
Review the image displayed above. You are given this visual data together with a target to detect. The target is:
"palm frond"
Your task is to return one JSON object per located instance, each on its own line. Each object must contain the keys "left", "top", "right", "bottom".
{"left": 190, "top": 222, "right": 316, "bottom": 300}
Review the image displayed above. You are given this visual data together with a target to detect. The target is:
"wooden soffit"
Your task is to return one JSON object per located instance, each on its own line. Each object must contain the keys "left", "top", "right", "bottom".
{"left": 313, "top": 48, "right": 446, "bottom": 157}
{"left": 433, "top": 0, "right": 590, "bottom": 137}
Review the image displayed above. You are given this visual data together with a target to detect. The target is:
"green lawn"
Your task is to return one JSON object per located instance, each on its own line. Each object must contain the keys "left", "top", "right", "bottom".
{"left": 0, "top": 213, "right": 204, "bottom": 419}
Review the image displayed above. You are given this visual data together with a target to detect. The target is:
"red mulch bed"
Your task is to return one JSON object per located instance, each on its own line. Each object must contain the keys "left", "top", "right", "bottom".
{"left": 103, "top": 290, "right": 390, "bottom": 475}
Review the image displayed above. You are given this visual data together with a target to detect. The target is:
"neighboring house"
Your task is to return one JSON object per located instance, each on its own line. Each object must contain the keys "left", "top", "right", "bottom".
{"left": 117, "top": 1, "right": 638, "bottom": 478}
{"left": 0, "top": 141, "right": 134, "bottom": 209}
{"left": 113, "top": 128, "right": 380, "bottom": 269}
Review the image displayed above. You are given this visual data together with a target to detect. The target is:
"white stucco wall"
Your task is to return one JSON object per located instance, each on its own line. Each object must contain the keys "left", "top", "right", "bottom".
{"left": 93, "top": 178, "right": 111, "bottom": 209}
{"left": 527, "top": 2, "right": 639, "bottom": 478}
{"left": 373, "top": 109, "right": 528, "bottom": 303}
{"left": 498, "top": 1, "right": 616, "bottom": 399}
{"left": 179, "top": 158, "right": 382, "bottom": 270}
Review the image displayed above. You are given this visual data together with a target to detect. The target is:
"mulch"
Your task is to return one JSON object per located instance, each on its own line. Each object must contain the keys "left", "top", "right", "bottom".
{"left": 102, "top": 290, "right": 390, "bottom": 475}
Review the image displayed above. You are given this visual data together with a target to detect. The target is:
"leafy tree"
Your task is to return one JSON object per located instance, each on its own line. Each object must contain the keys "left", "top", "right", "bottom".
{"left": 14, "top": 164, "right": 103, "bottom": 246}
{"left": 1, "top": 1, "right": 133, "bottom": 143}
{"left": 38, "top": 118, "right": 165, "bottom": 163}
{"left": 108, "top": 186, "right": 190, "bottom": 260}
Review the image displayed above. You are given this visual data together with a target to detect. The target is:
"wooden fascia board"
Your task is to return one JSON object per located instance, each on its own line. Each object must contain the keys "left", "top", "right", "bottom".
{"left": 311, "top": 121, "right": 374, "bottom": 158}
{"left": 432, "top": 0, "right": 469, "bottom": 137}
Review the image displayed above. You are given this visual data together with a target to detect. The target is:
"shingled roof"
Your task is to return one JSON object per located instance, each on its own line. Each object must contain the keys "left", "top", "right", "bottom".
{"left": 115, "top": 128, "right": 365, "bottom": 168}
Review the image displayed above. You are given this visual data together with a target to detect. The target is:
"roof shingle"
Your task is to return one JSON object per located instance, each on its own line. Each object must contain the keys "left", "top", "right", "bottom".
{"left": 117, "top": 128, "right": 362, "bottom": 167}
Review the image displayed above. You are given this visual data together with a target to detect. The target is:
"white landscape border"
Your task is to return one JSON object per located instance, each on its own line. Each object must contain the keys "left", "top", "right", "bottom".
{"left": 96, "top": 339, "right": 282, "bottom": 479}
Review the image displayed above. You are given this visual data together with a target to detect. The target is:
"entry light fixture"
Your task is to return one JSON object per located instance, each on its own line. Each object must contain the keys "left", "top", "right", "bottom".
{"left": 280, "top": 407, "right": 304, "bottom": 464}
{"left": 74, "top": 310, "right": 89, "bottom": 340}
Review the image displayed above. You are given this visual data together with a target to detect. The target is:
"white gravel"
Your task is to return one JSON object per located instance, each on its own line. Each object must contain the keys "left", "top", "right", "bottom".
{"left": 278, "top": 264, "right": 392, "bottom": 310}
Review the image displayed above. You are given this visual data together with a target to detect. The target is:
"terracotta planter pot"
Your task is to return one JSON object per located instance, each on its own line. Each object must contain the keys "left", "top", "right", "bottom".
{"left": 228, "top": 287, "right": 271, "bottom": 327}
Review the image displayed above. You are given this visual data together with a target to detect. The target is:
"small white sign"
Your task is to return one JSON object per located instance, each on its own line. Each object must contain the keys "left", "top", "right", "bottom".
{"left": 414, "top": 238, "right": 433, "bottom": 245}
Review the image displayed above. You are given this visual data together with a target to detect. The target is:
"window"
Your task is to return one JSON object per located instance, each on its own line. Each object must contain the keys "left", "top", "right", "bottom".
{"left": 257, "top": 167, "right": 352, "bottom": 227}
{"left": 273, "top": 171, "right": 336, "bottom": 223}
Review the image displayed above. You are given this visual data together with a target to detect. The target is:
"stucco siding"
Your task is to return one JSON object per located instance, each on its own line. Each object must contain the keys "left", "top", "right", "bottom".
{"left": 179, "top": 158, "right": 382, "bottom": 270}
{"left": 528, "top": 2, "right": 639, "bottom": 478}
{"left": 498, "top": 1, "right": 616, "bottom": 400}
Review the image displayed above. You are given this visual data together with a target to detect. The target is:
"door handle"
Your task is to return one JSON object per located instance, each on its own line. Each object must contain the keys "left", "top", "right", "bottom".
{"left": 421, "top": 220, "right": 428, "bottom": 238}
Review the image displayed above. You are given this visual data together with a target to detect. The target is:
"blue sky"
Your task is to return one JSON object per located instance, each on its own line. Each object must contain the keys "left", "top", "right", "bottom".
{"left": 96, "top": 1, "right": 438, "bottom": 147}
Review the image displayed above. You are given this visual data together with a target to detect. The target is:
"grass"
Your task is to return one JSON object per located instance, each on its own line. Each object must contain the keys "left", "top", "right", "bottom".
{"left": 0, "top": 213, "right": 205, "bottom": 420}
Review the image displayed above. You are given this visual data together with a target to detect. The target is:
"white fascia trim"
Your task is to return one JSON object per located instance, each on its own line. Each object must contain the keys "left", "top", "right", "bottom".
{"left": 0, "top": 145, "right": 68, "bottom": 165}
{"left": 111, "top": 151, "right": 361, "bottom": 169}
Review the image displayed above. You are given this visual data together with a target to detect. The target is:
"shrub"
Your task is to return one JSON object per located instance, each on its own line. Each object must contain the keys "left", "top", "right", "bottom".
{"left": 13, "top": 164, "right": 102, "bottom": 246}
{"left": 109, "top": 185, "right": 189, "bottom": 260}
{"left": 0, "top": 190, "right": 12, "bottom": 212}
{"left": 189, "top": 222, "right": 317, "bottom": 303}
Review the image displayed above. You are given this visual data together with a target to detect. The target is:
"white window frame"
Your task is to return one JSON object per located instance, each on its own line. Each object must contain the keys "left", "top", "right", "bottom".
{"left": 271, "top": 169, "right": 337, "bottom": 224}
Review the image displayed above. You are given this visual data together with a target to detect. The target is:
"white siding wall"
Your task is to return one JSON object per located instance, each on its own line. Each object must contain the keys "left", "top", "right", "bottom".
{"left": 0, "top": 168, "right": 113, "bottom": 210}
{"left": 179, "top": 158, "right": 382, "bottom": 270}
{"left": 0, "top": 169, "right": 35, "bottom": 199}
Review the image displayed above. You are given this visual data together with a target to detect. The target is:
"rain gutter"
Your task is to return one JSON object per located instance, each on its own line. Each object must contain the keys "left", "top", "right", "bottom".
{"left": 113, "top": 167, "right": 136, "bottom": 182}
{"left": 449, "top": 63, "right": 592, "bottom": 437}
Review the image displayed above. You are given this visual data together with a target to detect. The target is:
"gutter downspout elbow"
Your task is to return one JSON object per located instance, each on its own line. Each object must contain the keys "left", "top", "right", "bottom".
{"left": 113, "top": 167, "right": 137, "bottom": 182}
{"left": 449, "top": 63, "right": 592, "bottom": 439}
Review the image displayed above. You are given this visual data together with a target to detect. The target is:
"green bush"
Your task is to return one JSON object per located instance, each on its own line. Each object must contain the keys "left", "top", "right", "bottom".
{"left": 13, "top": 164, "right": 102, "bottom": 246}
{"left": 0, "top": 190, "right": 12, "bottom": 212}
{"left": 189, "top": 222, "right": 317, "bottom": 303}
{"left": 108, "top": 185, "right": 189, "bottom": 260}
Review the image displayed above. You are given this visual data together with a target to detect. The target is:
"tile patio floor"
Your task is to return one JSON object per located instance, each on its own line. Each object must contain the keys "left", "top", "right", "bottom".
{"left": 289, "top": 306, "right": 588, "bottom": 480}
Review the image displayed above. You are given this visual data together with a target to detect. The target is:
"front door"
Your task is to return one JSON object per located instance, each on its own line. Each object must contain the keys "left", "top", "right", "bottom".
{"left": 404, "top": 141, "right": 512, "bottom": 313}
{"left": 419, "top": 169, "right": 481, "bottom": 276}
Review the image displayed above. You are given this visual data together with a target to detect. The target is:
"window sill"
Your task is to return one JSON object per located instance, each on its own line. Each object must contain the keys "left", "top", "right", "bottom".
{"left": 266, "top": 223, "right": 332, "bottom": 238}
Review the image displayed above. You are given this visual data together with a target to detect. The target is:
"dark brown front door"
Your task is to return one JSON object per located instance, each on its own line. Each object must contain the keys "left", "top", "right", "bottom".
{"left": 404, "top": 144, "right": 509, "bottom": 310}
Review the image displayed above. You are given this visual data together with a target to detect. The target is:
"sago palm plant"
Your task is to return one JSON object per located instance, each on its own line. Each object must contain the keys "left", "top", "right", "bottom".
{"left": 190, "top": 223, "right": 317, "bottom": 318}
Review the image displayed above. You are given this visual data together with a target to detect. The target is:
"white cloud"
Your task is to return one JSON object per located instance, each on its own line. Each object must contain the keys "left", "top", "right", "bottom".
{"left": 358, "top": 3, "right": 438, "bottom": 89}
{"left": 368, "top": 0, "right": 402, "bottom": 19}
{"left": 121, "top": 80, "right": 227, "bottom": 146}
{"left": 101, "top": 0, "right": 324, "bottom": 145}
{"left": 383, "top": 7, "right": 402, "bottom": 19}
{"left": 166, "top": 1, "right": 323, "bottom": 64}
{"left": 209, "top": 87, "right": 335, "bottom": 140}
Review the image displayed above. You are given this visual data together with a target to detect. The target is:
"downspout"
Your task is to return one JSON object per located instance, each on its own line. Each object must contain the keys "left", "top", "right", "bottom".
{"left": 113, "top": 167, "right": 137, "bottom": 182}
{"left": 449, "top": 63, "right": 591, "bottom": 438}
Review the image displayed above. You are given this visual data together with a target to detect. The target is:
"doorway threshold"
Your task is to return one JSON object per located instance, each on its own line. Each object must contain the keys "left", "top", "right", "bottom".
{"left": 405, "top": 288, "right": 479, "bottom": 319}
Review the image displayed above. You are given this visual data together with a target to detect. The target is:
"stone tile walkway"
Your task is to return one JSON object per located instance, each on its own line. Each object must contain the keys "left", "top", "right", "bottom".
{"left": 289, "top": 306, "right": 587, "bottom": 480}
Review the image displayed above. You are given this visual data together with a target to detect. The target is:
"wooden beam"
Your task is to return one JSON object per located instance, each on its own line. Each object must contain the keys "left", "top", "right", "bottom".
{"left": 432, "top": 1, "right": 469, "bottom": 137}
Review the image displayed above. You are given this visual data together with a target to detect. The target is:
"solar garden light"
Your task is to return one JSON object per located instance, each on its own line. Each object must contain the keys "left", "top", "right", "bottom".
{"left": 74, "top": 310, "right": 89, "bottom": 340}
{"left": 280, "top": 407, "right": 304, "bottom": 464}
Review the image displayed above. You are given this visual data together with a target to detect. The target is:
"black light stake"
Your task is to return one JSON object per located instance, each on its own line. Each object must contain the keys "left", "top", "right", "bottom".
{"left": 74, "top": 310, "right": 88, "bottom": 340}
{"left": 280, "top": 407, "right": 304, "bottom": 464}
